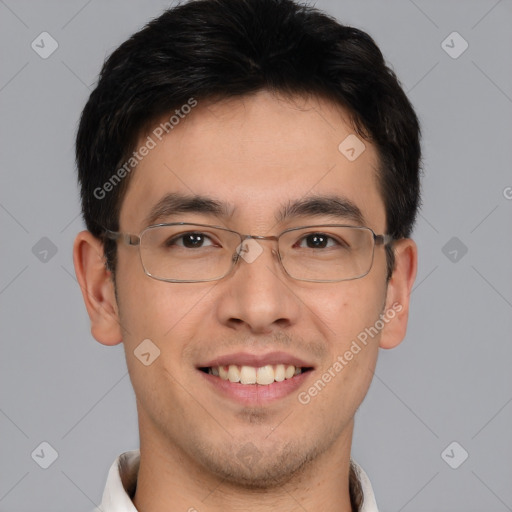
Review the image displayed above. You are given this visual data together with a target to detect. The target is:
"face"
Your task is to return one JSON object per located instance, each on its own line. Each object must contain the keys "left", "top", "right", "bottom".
{"left": 78, "top": 90, "right": 416, "bottom": 488}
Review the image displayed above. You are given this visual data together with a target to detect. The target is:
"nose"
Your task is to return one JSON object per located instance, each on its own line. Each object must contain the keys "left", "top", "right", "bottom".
{"left": 214, "top": 238, "right": 300, "bottom": 334}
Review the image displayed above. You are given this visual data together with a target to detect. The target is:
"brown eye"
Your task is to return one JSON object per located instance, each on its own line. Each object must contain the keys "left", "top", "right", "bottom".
{"left": 296, "top": 233, "right": 341, "bottom": 249}
{"left": 166, "top": 232, "right": 215, "bottom": 248}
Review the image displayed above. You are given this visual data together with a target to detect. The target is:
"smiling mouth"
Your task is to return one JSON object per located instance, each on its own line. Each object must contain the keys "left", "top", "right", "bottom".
{"left": 199, "top": 364, "right": 313, "bottom": 385}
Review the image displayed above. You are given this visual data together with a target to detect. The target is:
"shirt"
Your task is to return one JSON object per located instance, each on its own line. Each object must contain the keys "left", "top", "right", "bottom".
{"left": 93, "top": 450, "right": 379, "bottom": 512}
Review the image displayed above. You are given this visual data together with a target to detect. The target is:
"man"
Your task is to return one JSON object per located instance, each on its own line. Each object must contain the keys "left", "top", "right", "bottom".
{"left": 73, "top": 0, "right": 420, "bottom": 510}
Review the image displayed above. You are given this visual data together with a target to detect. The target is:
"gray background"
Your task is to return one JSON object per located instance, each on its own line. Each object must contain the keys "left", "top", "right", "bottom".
{"left": 0, "top": 0, "right": 511, "bottom": 510}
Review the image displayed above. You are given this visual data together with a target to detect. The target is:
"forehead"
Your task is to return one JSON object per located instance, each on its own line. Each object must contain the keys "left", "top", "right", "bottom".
{"left": 119, "top": 90, "right": 385, "bottom": 233}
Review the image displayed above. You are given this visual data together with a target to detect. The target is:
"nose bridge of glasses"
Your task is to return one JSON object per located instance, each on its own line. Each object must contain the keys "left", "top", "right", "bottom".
{"left": 243, "top": 234, "right": 279, "bottom": 243}
{"left": 240, "top": 235, "right": 279, "bottom": 259}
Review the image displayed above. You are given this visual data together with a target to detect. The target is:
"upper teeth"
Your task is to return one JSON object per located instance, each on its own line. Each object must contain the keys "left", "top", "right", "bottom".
{"left": 209, "top": 364, "right": 302, "bottom": 385}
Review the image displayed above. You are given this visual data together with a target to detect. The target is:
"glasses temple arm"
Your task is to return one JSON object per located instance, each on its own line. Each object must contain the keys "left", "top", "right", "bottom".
{"left": 103, "top": 229, "right": 140, "bottom": 246}
{"left": 375, "top": 234, "right": 394, "bottom": 246}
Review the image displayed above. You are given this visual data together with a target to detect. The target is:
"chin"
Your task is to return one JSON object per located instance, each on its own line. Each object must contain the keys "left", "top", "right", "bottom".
{"left": 191, "top": 438, "right": 319, "bottom": 490}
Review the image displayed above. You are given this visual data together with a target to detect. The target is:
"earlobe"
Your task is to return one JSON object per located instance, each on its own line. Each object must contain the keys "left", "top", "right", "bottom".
{"left": 379, "top": 238, "right": 418, "bottom": 349}
{"left": 73, "top": 230, "right": 123, "bottom": 346}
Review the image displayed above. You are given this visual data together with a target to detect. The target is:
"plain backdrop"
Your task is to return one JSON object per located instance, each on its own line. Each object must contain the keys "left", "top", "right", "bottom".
{"left": 0, "top": 1, "right": 511, "bottom": 511}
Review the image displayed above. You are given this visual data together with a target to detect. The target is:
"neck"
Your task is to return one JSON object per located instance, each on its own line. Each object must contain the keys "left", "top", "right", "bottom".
{"left": 132, "top": 410, "right": 358, "bottom": 512}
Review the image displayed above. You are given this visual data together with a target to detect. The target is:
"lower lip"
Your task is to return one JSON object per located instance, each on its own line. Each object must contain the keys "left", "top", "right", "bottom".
{"left": 199, "top": 370, "right": 312, "bottom": 406}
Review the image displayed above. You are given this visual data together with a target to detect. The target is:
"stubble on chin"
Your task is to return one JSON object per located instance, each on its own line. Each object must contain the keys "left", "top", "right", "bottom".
{"left": 187, "top": 431, "right": 330, "bottom": 491}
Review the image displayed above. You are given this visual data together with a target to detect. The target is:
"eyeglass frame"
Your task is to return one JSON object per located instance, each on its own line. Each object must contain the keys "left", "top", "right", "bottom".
{"left": 103, "top": 222, "right": 394, "bottom": 283}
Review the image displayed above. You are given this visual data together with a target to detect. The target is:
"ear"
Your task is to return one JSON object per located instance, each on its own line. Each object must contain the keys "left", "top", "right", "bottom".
{"left": 73, "top": 230, "right": 123, "bottom": 346}
{"left": 379, "top": 238, "right": 418, "bottom": 349}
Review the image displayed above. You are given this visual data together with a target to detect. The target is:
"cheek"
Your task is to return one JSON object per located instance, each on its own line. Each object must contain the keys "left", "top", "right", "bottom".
{"left": 116, "top": 276, "right": 209, "bottom": 401}
{"left": 299, "top": 284, "right": 384, "bottom": 423}
{"left": 302, "top": 280, "right": 385, "bottom": 391}
{"left": 115, "top": 257, "right": 217, "bottom": 362}
{"left": 306, "top": 277, "right": 387, "bottom": 345}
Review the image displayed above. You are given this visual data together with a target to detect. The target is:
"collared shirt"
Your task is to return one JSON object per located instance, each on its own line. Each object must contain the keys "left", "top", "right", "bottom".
{"left": 93, "top": 450, "right": 379, "bottom": 512}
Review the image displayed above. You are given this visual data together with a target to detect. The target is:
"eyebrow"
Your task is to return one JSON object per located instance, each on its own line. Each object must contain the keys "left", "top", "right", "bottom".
{"left": 144, "top": 192, "right": 234, "bottom": 226}
{"left": 144, "top": 192, "right": 365, "bottom": 227}
{"left": 276, "top": 195, "right": 365, "bottom": 225}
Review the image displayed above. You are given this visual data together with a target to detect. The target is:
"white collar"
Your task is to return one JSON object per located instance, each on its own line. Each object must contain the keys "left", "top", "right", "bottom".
{"left": 94, "top": 450, "right": 379, "bottom": 512}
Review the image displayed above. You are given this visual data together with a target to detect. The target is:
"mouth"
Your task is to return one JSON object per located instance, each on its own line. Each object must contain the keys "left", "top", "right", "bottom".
{"left": 199, "top": 364, "right": 314, "bottom": 385}
{"left": 197, "top": 351, "right": 315, "bottom": 404}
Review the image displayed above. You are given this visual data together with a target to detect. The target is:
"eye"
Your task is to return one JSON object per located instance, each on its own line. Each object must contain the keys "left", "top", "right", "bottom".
{"left": 166, "top": 232, "right": 216, "bottom": 249}
{"left": 296, "top": 233, "right": 342, "bottom": 249}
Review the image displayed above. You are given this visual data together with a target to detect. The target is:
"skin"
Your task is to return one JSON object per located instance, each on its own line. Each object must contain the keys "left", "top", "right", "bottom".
{"left": 74, "top": 90, "right": 417, "bottom": 512}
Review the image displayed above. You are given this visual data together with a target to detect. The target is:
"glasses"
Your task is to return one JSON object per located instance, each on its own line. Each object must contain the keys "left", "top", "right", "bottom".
{"left": 104, "top": 222, "right": 393, "bottom": 283}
